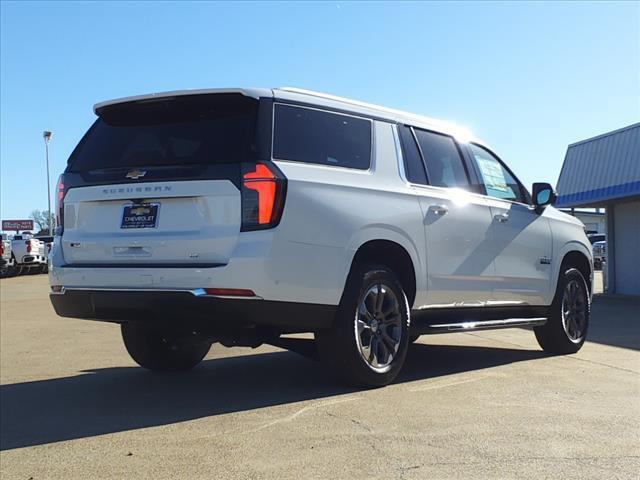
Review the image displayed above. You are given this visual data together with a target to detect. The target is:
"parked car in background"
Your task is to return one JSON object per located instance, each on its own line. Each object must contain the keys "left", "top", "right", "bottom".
{"left": 35, "top": 235, "right": 54, "bottom": 265}
{"left": 1, "top": 234, "right": 17, "bottom": 277}
{"left": 11, "top": 234, "right": 48, "bottom": 274}
{"left": 49, "top": 87, "right": 593, "bottom": 386}
{"left": 587, "top": 233, "right": 606, "bottom": 245}
{"left": 592, "top": 240, "right": 606, "bottom": 270}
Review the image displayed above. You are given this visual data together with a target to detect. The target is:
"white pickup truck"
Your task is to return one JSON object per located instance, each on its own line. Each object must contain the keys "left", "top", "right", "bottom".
{"left": 1, "top": 234, "right": 17, "bottom": 277}
{"left": 11, "top": 234, "right": 48, "bottom": 274}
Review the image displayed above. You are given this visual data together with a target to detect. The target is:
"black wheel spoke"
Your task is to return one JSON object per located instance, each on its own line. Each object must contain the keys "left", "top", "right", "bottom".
{"left": 374, "top": 285, "right": 385, "bottom": 314}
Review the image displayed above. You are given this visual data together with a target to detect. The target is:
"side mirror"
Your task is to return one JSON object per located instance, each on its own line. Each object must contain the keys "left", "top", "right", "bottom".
{"left": 532, "top": 182, "right": 557, "bottom": 213}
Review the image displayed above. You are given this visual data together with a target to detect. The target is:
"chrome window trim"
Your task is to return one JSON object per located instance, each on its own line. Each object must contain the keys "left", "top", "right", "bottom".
{"left": 392, "top": 124, "right": 409, "bottom": 183}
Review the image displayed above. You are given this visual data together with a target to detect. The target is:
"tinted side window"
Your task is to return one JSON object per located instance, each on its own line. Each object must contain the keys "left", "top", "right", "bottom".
{"left": 273, "top": 104, "right": 371, "bottom": 170}
{"left": 414, "top": 129, "right": 469, "bottom": 188}
{"left": 469, "top": 144, "right": 526, "bottom": 203}
{"left": 398, "top": 125, "right": 427, "bottom": 184}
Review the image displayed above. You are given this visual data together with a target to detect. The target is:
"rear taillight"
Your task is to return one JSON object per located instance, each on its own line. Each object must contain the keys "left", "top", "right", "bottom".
{"left": 241, "top": 162, "right": 286, "bottom": 231}
{"left": 0, "top": 244, "right": 4, "bottom": 256}
{"left": 26, "top": 241, "right": 32, "bottom": 253}
{"left": 55, "top": 174, "right": 66, "bottom": 235}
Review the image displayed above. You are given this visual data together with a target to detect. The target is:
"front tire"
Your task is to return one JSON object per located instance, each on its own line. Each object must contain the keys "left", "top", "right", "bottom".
{"left": 121, "top": 324, "right": 211, "bottom": 371}
{"left": 316, "top": 264, "right": 410, "bottom": 387}
{"left": 535, "top": 267, "right": 590, "bottom": 354}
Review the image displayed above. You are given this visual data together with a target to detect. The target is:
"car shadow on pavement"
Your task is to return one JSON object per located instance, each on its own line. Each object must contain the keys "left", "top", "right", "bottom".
{"left": 0, "top": 343, "right": 546, "bottom": 451}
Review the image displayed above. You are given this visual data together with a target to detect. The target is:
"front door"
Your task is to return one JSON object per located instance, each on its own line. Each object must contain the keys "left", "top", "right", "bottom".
{"left": 467, "top": 143, "right": 552, "bottom": 305}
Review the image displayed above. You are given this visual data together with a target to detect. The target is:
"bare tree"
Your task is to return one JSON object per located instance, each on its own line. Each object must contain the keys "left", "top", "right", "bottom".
{"left": 30, "top": 209, "right": 52, "bottom": 235}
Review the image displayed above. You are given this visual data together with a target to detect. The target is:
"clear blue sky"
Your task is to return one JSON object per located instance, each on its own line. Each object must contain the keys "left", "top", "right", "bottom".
{"left": 1, "top": 1, "right": 638, "bottom": 223}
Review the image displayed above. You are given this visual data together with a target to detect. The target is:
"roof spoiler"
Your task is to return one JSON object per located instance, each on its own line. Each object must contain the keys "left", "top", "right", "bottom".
{"left": 93, "top": 88, "right": 271, "bottom": 115}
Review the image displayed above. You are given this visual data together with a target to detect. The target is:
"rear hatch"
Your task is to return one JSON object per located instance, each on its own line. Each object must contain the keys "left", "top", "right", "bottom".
{"left": 60, "top": 93, "right": 265, "bottom": 267}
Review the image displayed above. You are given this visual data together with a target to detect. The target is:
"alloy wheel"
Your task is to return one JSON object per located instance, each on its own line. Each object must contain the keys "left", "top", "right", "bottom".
{"left": 561, "top": 279, "right": 587, "bottom": 343}
{"left": 355, "top": 283, "right": 403, "bottom": 372}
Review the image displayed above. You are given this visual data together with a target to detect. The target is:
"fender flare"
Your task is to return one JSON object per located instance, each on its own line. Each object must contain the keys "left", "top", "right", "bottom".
{"left": 550, "top": 241, "right": 594, "bottom": 296}
{"left": 343, "top": 224, "right": 426, "bottom": 297}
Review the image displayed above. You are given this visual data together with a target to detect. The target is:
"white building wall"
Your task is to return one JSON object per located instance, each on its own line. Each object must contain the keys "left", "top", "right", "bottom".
{"left": 575, "top": 212, "right": 606, "bottom": 234}
{"left": 559, "top": 210, "right": 606, "bottom": 234}
{"left": 613, "top": 200, "right": 640, "bottom": 296}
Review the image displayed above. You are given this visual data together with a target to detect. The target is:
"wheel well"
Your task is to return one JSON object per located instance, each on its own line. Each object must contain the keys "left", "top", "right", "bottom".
{"left": 350, "top": 240, "right": 417, "bottom": 307}
{"left": 561, "top": 250, "right": 592, "bottom": 293}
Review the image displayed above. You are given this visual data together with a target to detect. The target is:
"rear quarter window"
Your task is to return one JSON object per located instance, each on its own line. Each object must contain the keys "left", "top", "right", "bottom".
{"left": 272, "top": 104, "right": 371, "bottom": 170}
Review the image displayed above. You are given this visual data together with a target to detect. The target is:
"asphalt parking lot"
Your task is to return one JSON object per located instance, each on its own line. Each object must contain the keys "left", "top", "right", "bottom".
{"left": 1, "top": 274, "right": 638, "bottom": 479}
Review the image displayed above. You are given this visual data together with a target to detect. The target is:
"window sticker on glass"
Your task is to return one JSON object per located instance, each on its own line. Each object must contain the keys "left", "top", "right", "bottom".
{"left": 477, "top": 156, "right": 509, "bottom": 193}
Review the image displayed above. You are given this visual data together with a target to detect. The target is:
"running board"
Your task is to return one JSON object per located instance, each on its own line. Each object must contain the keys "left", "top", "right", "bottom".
{"left": 425, "top": 317, "right": 547, "bottom": 333}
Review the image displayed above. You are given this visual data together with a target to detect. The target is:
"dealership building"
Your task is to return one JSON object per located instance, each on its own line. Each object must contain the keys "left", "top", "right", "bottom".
{"left": 556, "top": 122, "right": 639, "bottom": 296}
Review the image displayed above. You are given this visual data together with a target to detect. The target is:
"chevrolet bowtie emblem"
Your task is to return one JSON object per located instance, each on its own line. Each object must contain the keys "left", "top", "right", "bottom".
{"left": 126, "top": 169, "right": 147, "bottom": 180}
{"left": 130, "top": 207, "right": 151, "bottom": 215}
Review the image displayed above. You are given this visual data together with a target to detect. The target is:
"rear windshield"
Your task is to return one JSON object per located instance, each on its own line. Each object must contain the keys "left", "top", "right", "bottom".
{"left": 68, "top": 94, "right": 258, "bottom": 172}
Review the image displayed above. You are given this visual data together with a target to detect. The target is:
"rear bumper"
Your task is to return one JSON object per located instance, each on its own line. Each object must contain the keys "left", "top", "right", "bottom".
{"left": 49, "top": 289, "right": 335, "bottom": 331}
{"left": 48, "top": 229, "right": 347, "bottom": 306}
{"left": 19, "top": 255, "right": 46, "bottom": 265}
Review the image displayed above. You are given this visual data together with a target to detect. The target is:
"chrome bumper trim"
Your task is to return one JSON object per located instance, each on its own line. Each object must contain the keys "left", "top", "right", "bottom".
{"left": 50, "top": 286, "right": 263, "bottom": 300}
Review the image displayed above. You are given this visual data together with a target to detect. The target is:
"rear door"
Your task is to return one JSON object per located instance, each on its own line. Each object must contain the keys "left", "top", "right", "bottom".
{"left": 60, "top": 93, "right": 265, "bottom": 267}
{"left": 399, "top": 126, "right": 496, "bottom": 306}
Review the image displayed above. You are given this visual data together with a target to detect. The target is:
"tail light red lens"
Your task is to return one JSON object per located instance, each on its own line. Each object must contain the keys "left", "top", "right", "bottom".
{"left": 55, "top": 174, "right": 66, "bottom": 234}
{"left": 241, "top": 162, "right": 286, "bottom": 231}
{"left": 0, "top": 244, "right": 4, "bottom": 256}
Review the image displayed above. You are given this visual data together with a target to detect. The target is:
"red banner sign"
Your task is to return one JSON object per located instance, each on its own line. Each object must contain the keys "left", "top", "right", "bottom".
{"left": 2, "top": 219, "right": 34, "bottom": 231}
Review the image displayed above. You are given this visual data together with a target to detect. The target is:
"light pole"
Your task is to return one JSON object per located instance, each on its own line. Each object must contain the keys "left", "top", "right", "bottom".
{"left": 43, "top": 131, "right": 53, "bottom": 235}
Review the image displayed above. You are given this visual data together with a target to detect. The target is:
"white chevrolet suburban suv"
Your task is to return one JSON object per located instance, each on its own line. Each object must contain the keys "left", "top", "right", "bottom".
{"left": 49, "top": 88, "right": 593, "bottom": 386}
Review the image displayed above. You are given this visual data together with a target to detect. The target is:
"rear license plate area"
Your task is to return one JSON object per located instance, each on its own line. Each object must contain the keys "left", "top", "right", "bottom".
{"left": 121, "top": 203, "right": 159, "bottom": 229}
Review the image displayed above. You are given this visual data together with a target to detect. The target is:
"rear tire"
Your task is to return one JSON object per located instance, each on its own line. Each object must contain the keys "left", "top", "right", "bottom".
{"left": 0, "top": 264, "right": 17, "bottom": 278}
{"left": 535, "top": 267, "right": 590, "bottom": 354}
{"left": 121, "top": 323, "right": 211, "bottom": 371}
{"left": 316, "top": 264, "right": 410, "bottom": 387}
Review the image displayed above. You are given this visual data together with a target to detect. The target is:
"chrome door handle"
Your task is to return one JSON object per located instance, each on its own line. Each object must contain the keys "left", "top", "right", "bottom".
{"left": 429, "top": 204, "right": 449, "bottom": 216}
{"left": 494, "top": 212, "right": 510, "bottom": 223}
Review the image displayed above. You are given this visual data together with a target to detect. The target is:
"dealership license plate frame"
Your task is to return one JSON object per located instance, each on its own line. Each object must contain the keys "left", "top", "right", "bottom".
{"left": 121, "top": 203, "right": 160, "bottom": 229}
